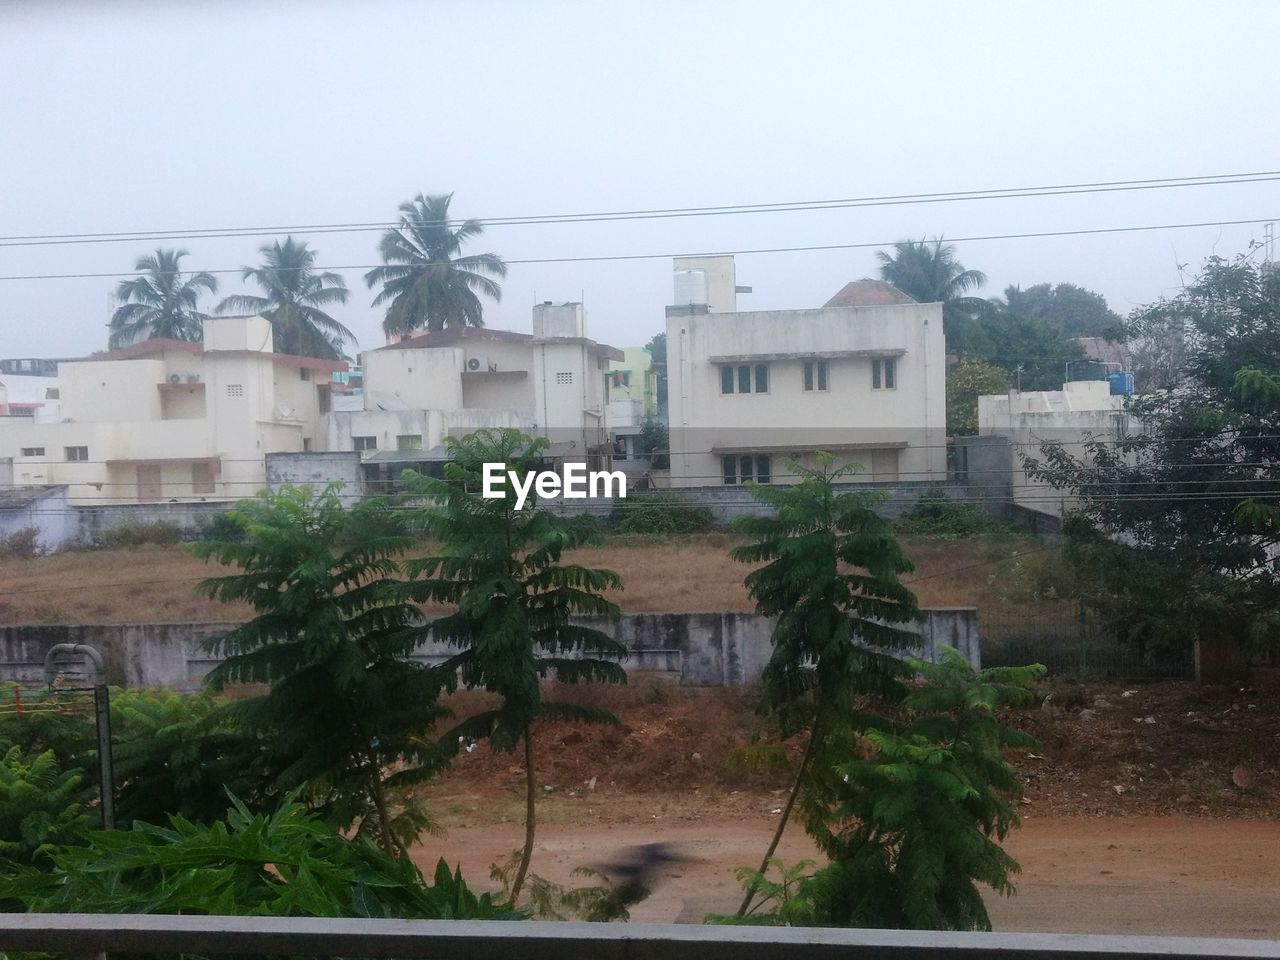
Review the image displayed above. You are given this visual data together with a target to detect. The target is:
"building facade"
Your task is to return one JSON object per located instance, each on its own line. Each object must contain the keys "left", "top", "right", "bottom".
{"left": 0, "top": 316, "right": 343, "bottom": 504}
{"left": 664, "top": 257, "right": 947, "bottom": 488}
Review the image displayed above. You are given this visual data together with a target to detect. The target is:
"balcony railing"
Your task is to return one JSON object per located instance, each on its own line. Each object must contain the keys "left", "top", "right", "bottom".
{"left": 2, "top": 915, "right": 1279, "bottom": 960}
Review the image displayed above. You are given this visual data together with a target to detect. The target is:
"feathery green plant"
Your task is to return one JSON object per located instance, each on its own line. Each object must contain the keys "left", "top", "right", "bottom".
{"left": 0, "top": 746, "right": 92, "bottom": 872}
{"left": 403, "top": 429, "right": 627, "bottom": 903}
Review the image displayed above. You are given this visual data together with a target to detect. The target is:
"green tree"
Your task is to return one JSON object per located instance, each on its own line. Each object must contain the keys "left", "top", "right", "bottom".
{"left": 5, "top": 794, "right": 515, "bottom": 920}
{"left": 645, "top": 332, "right": 668, "bottom": 416}
{"left": 216, "top": 236, "right": 355, "bottom": 359}
{"left": 0, "top": 747, "right": 92, "bottom": 872}
{"left": 875, "top": 238, "right": 988, "bottom": 351}
{"left": 946, "top": 357, "right": 1009, "bottom": 435}
{"left": 192, "top": 486, "right": 443, "bottom": 856}
{"left": 403, "top": 429, "right": 627, "bottom": 903}
{"left": 731, "top": 454, "right": 920, "bottom": 916}
{"left": 1025, "top": 254, "right": 1280, "bottom": 659}
{"left": 1004, "top": 282, "right": 1122, "bottom": 339}
{"left": 974, "top": 299, "right": 1084, "bottom": 391}
{"left": 636, "top": 416, "right": 670, "bottom": 469}
{"left": 108, "top": 248, "right": 217, "bottom": 348}
{"left": 364, "top": 193, "right": 507, "bottom": 340}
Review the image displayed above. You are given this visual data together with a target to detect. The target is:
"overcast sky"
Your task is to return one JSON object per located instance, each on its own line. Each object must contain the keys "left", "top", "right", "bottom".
{"left": 2, "top": 0, "right": 1278, "bottom": 360}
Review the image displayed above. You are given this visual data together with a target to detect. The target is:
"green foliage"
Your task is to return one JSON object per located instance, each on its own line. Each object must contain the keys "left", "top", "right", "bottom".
{"left": 636, "top": 416, "right": 670, "bottom": 469}
{"left": 108, "top": 248, "right": 217, "bottom": 348}
{"left": 0, "top": 527, "right": 43, "bottom": 560}
{"left": 945, "top": 357, "right": 1008, "bottom": 436}
{"left": 609, "top": 490, "right": 713, "bottom": 535}
{"left": 733, "top": 454, "right": 919, "bottom": 733}
{"left": 97, "top": 519, "right": 184, "bottom": 548}
{"left": 0, "top": 746, "right": 92, "bottom": 872}
{"left": 404, "top": 428, "right": 627, "bottom": 899}
{"left": 192, "top": 485, "right": 443, "bottom": 855}
{"left": 364, "top": 193, "right": 507, "bottom": 339}
{"left": 645, "top": 332, "right": 667, "bottom": 414}
{"left": 490, "top": 849, "right": 632, "bottom": 922}
{"left": 1025, "top": 254, "right": 1280, "bottom": 656}
{"left": 875, "top": 238, "right": 988, "bottom": 349}
{"left": 195, "top": 508, "right": 247, "bottom": 543}
{"left": 707, "top": 858, "right": 817, "bottom": 926}
{"left": 1004, "top": 282, "right": 1122, "bottom": 339}
{"left": 966, "top": 299, "right": 1085, "bottom": 391}
{"left": 5, "top": 794, "right": 516, "bottom": 920}
{"left": 897, "top": 488, "right": 1012, "bottom": 539}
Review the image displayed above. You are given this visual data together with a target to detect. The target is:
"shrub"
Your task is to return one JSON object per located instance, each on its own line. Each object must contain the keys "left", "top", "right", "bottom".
{"left": 97, "top": 519, "right": 184, "bottom": 548}
{"left": 897, "top": 488, "right": 1010, "bottom": 539}
{"left": 0, "top": 527, "right": 43, "bottom": 560}
{"left": 195, "top": 509, "right": 247, "bottom": 543}
{"left": 609, "top": 491, "right": 715, "bottom": 534}
{"left": 0, "top": 746, "right": 93, "bottom": 872}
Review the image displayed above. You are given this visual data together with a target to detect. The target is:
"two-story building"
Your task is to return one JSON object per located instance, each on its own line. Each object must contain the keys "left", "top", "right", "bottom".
{"left": 664, "top": 256, "right": 946, "bottom": 488}
{"left": 0, "top": 315, "right": 343, "bottom": 504}
{"left": 326, "top": 302, "right": 623, "bottom": 479}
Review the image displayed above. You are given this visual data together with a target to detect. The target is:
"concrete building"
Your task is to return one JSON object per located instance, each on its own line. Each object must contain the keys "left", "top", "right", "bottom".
{"left": 327, "top": 302, "right": 623, "bottom": 474}
{"left": 664, "top": 257, "right": 947, "bottom": 488}
{"left": 977, "top": 379, "right": 1132, "bottom": 519}
{"left": 0, "top": 316, "right": 344, "bottom": 504}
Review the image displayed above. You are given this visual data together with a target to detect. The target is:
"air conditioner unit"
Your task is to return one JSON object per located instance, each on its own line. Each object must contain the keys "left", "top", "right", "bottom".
{"left": 168, "top": 373, "right": 183, "bottom": 385}
{"left": 465, "top": 356, "right": 490, "bottom": 373}
{"left": 185, "top": 373, "right": 200, "bottom": 384}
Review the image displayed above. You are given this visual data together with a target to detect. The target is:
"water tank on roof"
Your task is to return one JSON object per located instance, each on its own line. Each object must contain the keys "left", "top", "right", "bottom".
{"left": 673, "top": 268, "right": 708, "bottom": 306}
{"left": 1107, "top": 371, "right": 1135, "bottom": 396}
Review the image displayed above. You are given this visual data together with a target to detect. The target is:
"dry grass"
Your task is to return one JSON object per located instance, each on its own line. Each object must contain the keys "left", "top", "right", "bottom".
{"left": 0, "top": 532, "right": 1061, "bottom": 625}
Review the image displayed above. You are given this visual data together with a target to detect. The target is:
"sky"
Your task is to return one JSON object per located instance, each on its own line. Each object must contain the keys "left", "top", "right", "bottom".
{"left": 2, "top": 0, "right": 1278, "bottom": 360}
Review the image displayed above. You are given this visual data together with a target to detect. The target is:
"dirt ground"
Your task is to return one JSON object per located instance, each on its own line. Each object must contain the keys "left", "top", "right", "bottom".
{"left": 410, "top": 816, "right": 1280, "bottom": 937}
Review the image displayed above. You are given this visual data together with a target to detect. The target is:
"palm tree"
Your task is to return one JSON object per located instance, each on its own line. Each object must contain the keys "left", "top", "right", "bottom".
{"left": 875, "top": 238, "right": 990, "bottom": 353}
{"left": 216, "top": 237, "right": 355, "bottom": 360}
{"left": 364, "top": 193, "right": 507, "bottom": 339}
{"left": 108, "top": 249, "right": 218, "bottom": 348}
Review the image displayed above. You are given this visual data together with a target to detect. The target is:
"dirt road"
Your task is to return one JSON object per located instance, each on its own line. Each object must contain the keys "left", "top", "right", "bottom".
{"left": 411, "top": 815, "right": 1280, "bottom": 937}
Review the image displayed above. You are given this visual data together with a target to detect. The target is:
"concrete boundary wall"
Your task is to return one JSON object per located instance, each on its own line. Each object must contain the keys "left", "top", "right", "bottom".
{"left": 0, "top": 610, "right": 978, "bottom": 692}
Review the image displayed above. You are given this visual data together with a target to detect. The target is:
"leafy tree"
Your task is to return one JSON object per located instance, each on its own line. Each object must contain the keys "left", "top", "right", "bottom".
{"left": 107, "top": 248, "right": 217, "bottom": 348}
{"left": 192, "top": 486, "right": 443, "bottom": 856}
{"left": 364, "top": 193, "right": 507, "bottom": 340}
{"left": 946, "top": 357, "right": 1008, "bottom": 435}
{"left": 403, "top": 429, "right": 627, "bottom": 903}
{"left": 974, "top": 299, "right": 1084, "bottom": 391}
{"left": 1025, "top": 254, "right": 1280, "bottom": 658}
{"left": 5, "top": 794, "right": 516, "bottom": 920}
{"left": 730, "top": 454, "right": 920, "bottom": 915}
{"left": 0, "top": 747, "right": 92, "bottom": 872}
{"left": 636, "top": 416, "right": 670, "bottom": 469}
{"left": 216, "top": 236, "right": 355, "bottom": 360}
{"left": 875, "top": 238, "right": 988, "bottom": 350}
{"left": 1004, "top": 282, "right": 1122, "bottom": 339}
{"left": 645, "top": 332, "right": 668, "bottom": 416}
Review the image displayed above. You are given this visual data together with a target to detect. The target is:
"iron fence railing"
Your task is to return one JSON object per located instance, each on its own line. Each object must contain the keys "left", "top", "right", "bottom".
{"left": 1, "top": 915, "right": 1279, "bottom": 960}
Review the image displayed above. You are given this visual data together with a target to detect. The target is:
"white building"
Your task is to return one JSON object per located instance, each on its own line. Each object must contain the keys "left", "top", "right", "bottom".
{"left": 326, "top": 302, "right": 623, "bottom": 472}
{"left": 978, "top": 379, "right": 1132, "bottom": 519}
{"left": 664, "top": 256, "right": 947, "bottom": 488}
{"left": 0, "top": 316, "right": 343, "bottom": 504}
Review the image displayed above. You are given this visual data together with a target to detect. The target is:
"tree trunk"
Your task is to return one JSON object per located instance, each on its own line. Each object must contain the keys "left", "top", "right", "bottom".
{"left": 509, "top": 725, "right": 537, "bottom": 905}
{"left": 736, "top": 720, "right": 821, "bottom": 917}
{"left": 368, "top": 763, "right": 399, "bottom": 858}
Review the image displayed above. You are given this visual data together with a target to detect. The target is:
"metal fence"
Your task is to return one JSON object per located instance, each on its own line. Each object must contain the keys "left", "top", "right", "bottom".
{"left": 980, "top": 603, "right": 1194, "bottom": 681}
{"left": 2, "top": 914, "right": 1279, "bottom": 960}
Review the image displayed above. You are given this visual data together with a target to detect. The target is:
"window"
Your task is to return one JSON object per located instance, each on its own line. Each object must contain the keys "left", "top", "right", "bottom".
{"left": 353, "top": 435, "right": 378, "bottom": 452}
{"left": 803, "top": 359, "right": 829, "bottom": 392}
{"left": 555, "top": 371, "right": 574, "bottom": 385}
{"left": 20, "top": 447, "right": 44, "bottom": 457}
{"left": 609, "top": 370, "right": 631, "bottom": 389}
{"left": 300, "top": 368, "right": 312, "bottom": 382}
{"left": 397, "top": 434, "right": 423, "bottom": 451}
{"left": 226, "top": 383, "right": 244, "bottom": 398}
{"left": 872, "top": 357, "right": 896, "bottom": 390}
{"left": 192, "top": 461, "right": 216, "bottom": 494}
{"left": 720, "top": 363, "right": 770, "bottom": 394}
{"left": 65, "top": 446, "right": 88, "bottom": 461}
{"left": 722, "top": 454, "right": 772, "bottom": 485}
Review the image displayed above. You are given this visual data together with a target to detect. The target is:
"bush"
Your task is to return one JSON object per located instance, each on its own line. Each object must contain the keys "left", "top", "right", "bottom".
{"left": 195, "top": 509, "right": 247, "bottom": 543}
{"left": 897, "top": 488, "right": 1010, "bottom": 539}
{"left": 97, "top": 519, "right": 184, "bottom": 548}
{"left": 0, "top": 527, "right": 43, "bottom": 560}
{"left": 609, "top": 491, "right": 715, "bottom": 534}
{"left": 0, "top": 746, "right": 93, "bottom": 872}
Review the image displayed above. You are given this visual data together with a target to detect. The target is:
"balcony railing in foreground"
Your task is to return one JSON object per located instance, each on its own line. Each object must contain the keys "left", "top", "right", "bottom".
{"left": 3, "top": 915, "right": 1280, "bottom": 960}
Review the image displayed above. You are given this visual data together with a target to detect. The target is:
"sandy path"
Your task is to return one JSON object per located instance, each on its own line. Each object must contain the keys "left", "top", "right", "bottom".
{"left": 410, "top": 815, "right": 1280, "bottom": 937}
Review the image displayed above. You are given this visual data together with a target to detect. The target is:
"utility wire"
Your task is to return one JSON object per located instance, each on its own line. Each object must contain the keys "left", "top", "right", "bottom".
{"left": 3, "top": 170, "right": 1277, "bottom": 249}
{"left": 3, "top": 215, "right": 1278, "bottom": 283}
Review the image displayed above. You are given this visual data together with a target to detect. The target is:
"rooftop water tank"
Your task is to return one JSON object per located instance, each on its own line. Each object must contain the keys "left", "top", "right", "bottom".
{"left": 1106, "top": 371, "right": 1135, "bottom": 396}
{"left": 673, "top": 268, "right": 708, "bottom": 306}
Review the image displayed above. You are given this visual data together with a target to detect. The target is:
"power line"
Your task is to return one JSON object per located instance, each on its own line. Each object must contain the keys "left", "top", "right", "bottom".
{"left": 3, "top": 170, "right": 1277, "bottom": 249}
{"left": 3, "top": 215, "right": 1278, "bottom": 283}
